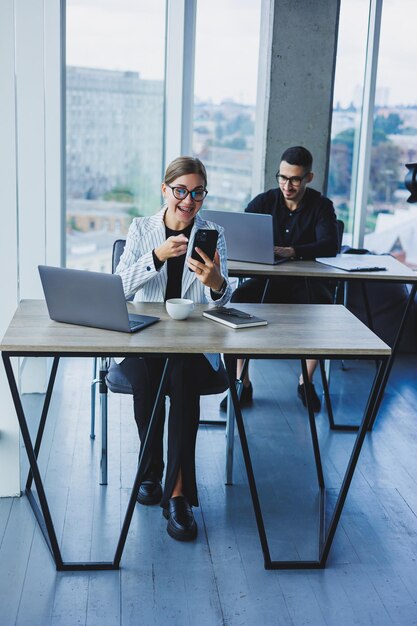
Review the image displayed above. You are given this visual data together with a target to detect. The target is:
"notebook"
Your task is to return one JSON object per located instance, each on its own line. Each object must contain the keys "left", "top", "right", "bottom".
{"left": 202, "top": 209, "right": 288, "bottom": 265}
{"left": 38, "top": 265, "right": 160, "bottom": 333}
{"left": 203, "top": 307, "right": 268, "bottom": 329}
{"left": 315, "top": 254, "right": 388, "bottom": 272}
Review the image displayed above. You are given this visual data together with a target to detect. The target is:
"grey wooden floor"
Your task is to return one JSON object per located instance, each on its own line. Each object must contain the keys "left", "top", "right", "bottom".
{"left": 1, "top": 354, "right": 417, "bottom": 626}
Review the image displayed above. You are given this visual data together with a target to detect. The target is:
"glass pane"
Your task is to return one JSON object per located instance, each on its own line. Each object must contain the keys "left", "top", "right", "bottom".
{"left": 66, "top": 0, "right": 165, "bottom": 271}
{"left": 364, "top": 0, "right": 417, "bottom": 267}
{"left": 193, "top": 0, "right": 261, "bottom": 212}
{"left": 328, "top": 0, "right": 370, "bottom": 246}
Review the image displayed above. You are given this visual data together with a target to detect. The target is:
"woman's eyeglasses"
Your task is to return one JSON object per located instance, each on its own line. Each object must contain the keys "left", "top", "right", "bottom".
{"left": 167, "top": 184, "right": 208, "bottom": 202}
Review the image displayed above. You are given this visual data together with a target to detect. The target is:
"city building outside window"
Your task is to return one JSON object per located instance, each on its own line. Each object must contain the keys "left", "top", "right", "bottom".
{"left": 192, "top": 0, "right": 261, "bottom": 213}
{"left": 66, "top": 0, "right": 166, "bottom": 271}
{"left": 329, "top": 0, "right": 417, "bottom": 266}
{"left": 364, "top": 0, "right": 417, "bottom": 268}
{"left": 327, "top": 0, "right": 370, "bottom": 246}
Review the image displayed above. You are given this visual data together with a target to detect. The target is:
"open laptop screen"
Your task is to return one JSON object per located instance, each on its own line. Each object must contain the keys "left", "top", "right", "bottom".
{"left": 202, "top": 209, "right": 286, "bottom": 265}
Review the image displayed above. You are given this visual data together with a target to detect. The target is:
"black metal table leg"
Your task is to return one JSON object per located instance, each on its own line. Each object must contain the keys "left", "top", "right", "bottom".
{"left": 3, "top": 353, "right": 68, "bottom": 570}
{"left": 320, "top": 360, "right": 387, "bottom": 564}
{"left": 99, "top": 357, "right": 110, "bottom": 485}
{"left": 368, "top": 283, "right": 417, "bottom": 430}
{"left": 224, "top": 353, "right": 389, "bottom": 569}
{"left": 113, "top": 358, "right": 172, "bottom": 567}
{"left": 224, "top": 355, "right": 272, "bottom": 568}
{"left": 2, "top": 352, "right": 172, "bottom": 571}
{"left": 304, "top": 278, "right": 346, "bottom": 432}
{"left": 301, "top": 360, "right": 325, "bottom": 491}
{"left": 25, "top": 357, "right": 60, "bottom": 491}
{"left": 319, "top": 359, "right": 359, "bottom": 432}
{"left": 224, "top": 357, "right": 250, "bottom": 486}
{"left": 301, "top": 359, "right": 326, "bottom": 555}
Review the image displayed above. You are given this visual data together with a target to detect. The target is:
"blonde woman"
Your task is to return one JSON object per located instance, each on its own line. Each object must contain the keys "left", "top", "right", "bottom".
{"left": 116, "top": 156, "right": 232, "bottom": 541}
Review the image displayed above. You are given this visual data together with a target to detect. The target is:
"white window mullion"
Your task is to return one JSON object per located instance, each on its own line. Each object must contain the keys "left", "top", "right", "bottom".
{"left": 252, "top": 0, "right": 274, "bottom": 196}
{"left": 352, "top": 0, "right": 383, "bottom": 248}
{"left": 164, "top": 0, "right": 196, "bottom": 169}
{"left": 44, "top": 0, "right": 63, "bottom": 267}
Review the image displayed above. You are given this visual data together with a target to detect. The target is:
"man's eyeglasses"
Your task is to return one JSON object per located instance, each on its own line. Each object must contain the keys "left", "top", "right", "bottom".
{"left": 276, "top": 173, "right": 309, "bottom": 187}
{"left": 167, "top": 184, "right": 208, "bottom": 202}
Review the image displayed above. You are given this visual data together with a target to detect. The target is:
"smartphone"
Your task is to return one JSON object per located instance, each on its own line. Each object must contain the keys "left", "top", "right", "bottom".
{"left": 189, "top": 229, "right": 218, "bottom": 270}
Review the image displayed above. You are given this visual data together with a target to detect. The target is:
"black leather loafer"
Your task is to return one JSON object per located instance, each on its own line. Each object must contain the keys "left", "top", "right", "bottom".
{"left": 137, "top": 472, "right": 162, "bottom": 506}
{"left": 297, "top": 382, "right": 321, "bottom": 413}
{"left": 163, "top": 496, "right": 197, "bottom": 541}
{"left": 220, "top": 381, "right": 253, "bottom": 411}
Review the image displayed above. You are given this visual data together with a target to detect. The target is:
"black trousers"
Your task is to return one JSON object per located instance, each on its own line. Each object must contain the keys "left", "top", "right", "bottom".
{"left": 231, "top": 276, "right": 333, "bottom": 305}
{"left": 120, "top": 354, "right": 218, "bottom": 508}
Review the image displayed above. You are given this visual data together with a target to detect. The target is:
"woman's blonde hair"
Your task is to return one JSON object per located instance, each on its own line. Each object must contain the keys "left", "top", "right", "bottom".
{"left": 164, "top": 156, "right": 207, "bottom": 188}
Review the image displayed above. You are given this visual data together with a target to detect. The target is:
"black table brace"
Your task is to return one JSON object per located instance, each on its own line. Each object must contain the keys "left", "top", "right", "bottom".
{"left": 2, "top": 346, "right": 389, "bottom": 571}
{"left": 224, "top": 353, "right": 389, "bottom": 569}
{"left": 244, "top": 276, "right": 416, "bottom": 432}
{"left": 2, "top": 351, "right": 173, "bottom": 571}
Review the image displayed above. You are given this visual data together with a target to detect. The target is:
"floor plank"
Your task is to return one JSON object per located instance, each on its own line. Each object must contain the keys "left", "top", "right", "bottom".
{"left": 1, "top": 354, "right": 417, "bottom": 625}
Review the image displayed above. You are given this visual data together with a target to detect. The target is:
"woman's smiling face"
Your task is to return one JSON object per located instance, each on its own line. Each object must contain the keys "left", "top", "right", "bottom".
{"left": 162, "top": 173, "right": 206, "bottom": 230}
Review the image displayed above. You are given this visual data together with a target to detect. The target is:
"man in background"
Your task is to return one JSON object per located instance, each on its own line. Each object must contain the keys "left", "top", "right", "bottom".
{"left": 221, "top": 145, "right": 339, "bottom": 412}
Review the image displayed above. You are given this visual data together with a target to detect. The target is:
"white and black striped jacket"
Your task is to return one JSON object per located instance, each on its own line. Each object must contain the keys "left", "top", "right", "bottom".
{"left": 115, "top": 209, "right": 232, "bottom": 370}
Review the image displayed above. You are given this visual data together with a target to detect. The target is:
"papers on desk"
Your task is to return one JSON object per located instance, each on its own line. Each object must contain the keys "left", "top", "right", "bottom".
{"left": 315, "top": 254, "right": 388, "bottom": 272}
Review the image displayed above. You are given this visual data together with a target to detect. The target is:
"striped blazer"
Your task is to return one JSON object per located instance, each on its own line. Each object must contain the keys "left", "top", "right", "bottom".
{"left": 116, "top": 208, "right": 232, "bottom": 305}
{"left": 115, "top": 209, "right": 233, "bottom": 370}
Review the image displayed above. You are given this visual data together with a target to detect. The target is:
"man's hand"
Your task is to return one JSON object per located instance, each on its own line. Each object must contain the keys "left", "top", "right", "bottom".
{"left": 274, "top": 246, "right": 295, "bottom": 259}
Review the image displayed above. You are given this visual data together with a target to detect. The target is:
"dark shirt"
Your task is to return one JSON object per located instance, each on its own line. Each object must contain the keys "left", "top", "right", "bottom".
{"left": 163, "top": 223, "right": 193, "bottom": 301}
{"left": 245, "top": 187, "right": 339, "bottom": 260}
{"left": 153, "top": 221, "right": 223, "bottom": 301}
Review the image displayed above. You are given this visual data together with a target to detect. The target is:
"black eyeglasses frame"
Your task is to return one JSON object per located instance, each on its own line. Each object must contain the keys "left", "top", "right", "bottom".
{"left": 275, "top": 172, "right": 310, "bottom": 187}
{"left": 167, "top": 184, "right": 208, "bottom": 202}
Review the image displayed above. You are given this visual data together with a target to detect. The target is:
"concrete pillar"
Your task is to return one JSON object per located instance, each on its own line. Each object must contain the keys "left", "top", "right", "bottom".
{"left": 257, "top": 0, "right": 340, "bottom": 193}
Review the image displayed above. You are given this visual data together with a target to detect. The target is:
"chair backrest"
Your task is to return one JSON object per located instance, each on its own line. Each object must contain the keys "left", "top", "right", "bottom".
{"left": 336, "top": 219, "right": 344, "bottom": 253}
{"left": 112, "top": 238, "right": 134, "bottom": 302}
{"left": 112, "top": 239, "right": 126, "bottom": 273}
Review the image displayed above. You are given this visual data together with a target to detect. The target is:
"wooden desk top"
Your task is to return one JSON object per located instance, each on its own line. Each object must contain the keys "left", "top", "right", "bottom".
{"left": 228, "top": 256, "right": 417, "bottom": 282}
{"left": 1, "top": 300, "right": 390, "bottom": 358}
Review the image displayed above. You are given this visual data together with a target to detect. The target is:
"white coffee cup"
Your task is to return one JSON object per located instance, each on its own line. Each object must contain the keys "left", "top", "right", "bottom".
{"left": 165, "top": 298, "right": 194, "bottom": 320}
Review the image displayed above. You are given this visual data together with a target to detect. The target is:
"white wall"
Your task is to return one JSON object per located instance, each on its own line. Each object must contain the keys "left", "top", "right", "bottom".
{"left": 0, "top": 0, "right": 62, "bottom": 497}
{"left": 0, "top": 0, "right": 20, "bottom": 497}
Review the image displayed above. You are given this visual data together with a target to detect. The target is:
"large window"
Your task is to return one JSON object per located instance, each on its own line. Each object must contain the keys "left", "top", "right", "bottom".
{"left": 364, "top": 0, "right": 417, "bottom": 267}
{"left": 66, "top": 0, "right": 165, "bottom": 271}
{"left": 192, "top": 0, "right": 261, "bottom": 212}
{"left": 327, "top": 0, "right": 370, "bottom": 245}
{"left": 329, "top": 0, "right": 417, "bottom": 262}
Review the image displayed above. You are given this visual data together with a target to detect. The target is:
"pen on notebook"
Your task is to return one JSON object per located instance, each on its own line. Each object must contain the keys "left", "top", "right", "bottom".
{"left": 218, "top": 309, "right": 254, "bottom": 318}
{"left": 350, "top": 267, "right": 387, "bottom": 272}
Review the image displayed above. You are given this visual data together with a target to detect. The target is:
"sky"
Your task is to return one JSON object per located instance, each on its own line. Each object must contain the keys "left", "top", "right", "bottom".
{"left": 67, "top": 0, "right": 417, "bottom": 108}
{"left": 335, "top": 0, "right": 417, "bottom": 107}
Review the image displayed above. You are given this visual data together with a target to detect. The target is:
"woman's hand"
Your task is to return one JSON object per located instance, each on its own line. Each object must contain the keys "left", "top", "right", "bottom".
{"left": 154, "top": 235, "right": 189, "bottom": 262}
{"left": 187, "top": 249, "right": 224, "bottom": 291}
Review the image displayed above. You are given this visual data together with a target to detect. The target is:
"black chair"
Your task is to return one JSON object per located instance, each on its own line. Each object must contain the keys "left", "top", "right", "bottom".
{"left": 91, "top": 239, "right": 228, "bottom": 485}
{"left": 336, "top": 218, "right": 344, "bottom": 251}
{"left": 333, "top": 219, "right": 345, "bottom": 304}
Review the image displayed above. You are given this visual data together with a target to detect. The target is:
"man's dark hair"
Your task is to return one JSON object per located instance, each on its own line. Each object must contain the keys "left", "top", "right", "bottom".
{"left": 280, "top": 146, "right": 313, "bottom": 171}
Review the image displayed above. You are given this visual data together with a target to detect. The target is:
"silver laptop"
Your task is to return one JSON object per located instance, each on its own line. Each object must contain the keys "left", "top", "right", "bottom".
{"left": 38, "top": 265, "right": 159, "bottom": 333}
{"left": 202, "top": 209, "right": 288, "bottom": 265}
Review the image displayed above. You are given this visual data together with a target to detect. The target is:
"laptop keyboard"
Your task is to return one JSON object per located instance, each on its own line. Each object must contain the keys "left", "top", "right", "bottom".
{"left": 129, "top": 320, "right": 145, "bottom": 330}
